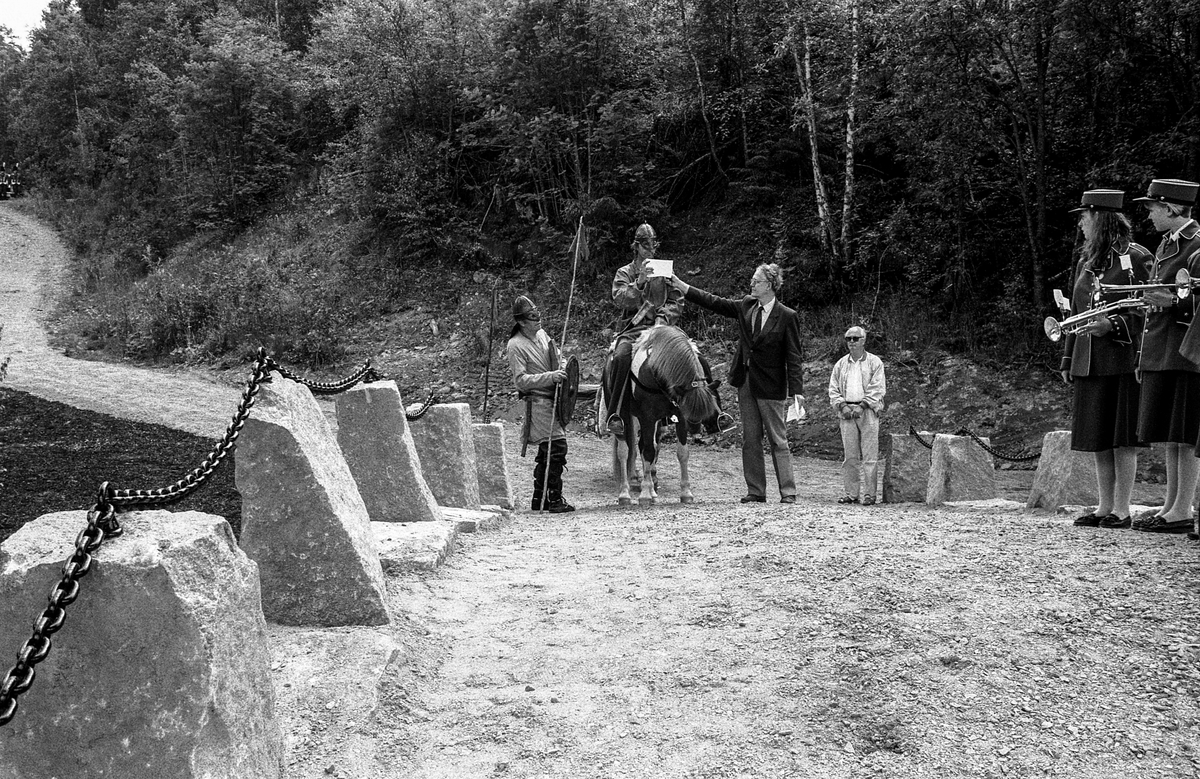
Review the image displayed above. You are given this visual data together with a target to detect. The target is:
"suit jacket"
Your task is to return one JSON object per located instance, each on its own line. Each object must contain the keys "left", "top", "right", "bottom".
{"left": 1059, "top": 241, "right": 1151, "bottom": 377}
{"left": 684, "top": 286, "right": 804, "bottom": 400}
{"left": 1140, "top": 220, "right": 1200, "bottom": 373}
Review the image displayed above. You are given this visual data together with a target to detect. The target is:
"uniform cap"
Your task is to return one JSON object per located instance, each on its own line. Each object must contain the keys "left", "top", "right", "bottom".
{"left": 1069, "top": 189, "right": 1124, "bottom": 213}
{"left": 1133, "top": 179, "right": 1199, "bottom": 207}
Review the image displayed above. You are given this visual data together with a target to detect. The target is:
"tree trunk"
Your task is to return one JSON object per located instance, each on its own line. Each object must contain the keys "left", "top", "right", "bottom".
{"left": 680, "top": 0, "right": 727, "bottom": 180}
{"left": 791, "top": 29, "right": 837, "bottom": 263}
{"left": 841, "top": 0, "right": 860, "bottom": 268}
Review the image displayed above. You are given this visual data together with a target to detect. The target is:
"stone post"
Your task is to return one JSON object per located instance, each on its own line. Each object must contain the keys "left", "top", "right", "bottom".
{"left": 408, "top": 403, "right": 482, "bottom": 509}
{"left": 1026, "top": 430, "right": 1096, "bottom": 509}
{"left": 882, "top": 431, "right": 933, "bottom": 503}
{"left": 0, "top": 510, "right": 282, "bottom": 779}
{"left": 235, "top": 377, "right": 389, "bottom": 627}
{"left": 926, "top": 433, "right": 997, "bottom": 505}
{"left": 473, "top": 421, "right": 515, "bottom": 509}
{"left": 335, "top": 380, "right": 440, "bottom": 522}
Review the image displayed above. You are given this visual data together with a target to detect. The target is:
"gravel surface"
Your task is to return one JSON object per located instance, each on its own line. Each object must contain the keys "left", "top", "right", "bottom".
{"left": 2, "top": 201, "right": 1198, "bottom": 778}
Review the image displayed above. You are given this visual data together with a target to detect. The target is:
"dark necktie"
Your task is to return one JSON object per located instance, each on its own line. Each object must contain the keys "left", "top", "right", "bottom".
{"left": 753, "top": 305, "right": 763, "bottom": 336}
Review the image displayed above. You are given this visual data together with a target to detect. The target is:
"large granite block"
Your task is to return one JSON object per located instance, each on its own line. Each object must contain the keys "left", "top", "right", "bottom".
{"left": 926, "top": 433, "right": 997, "bottom": 505}
{"left": 1027, "top": 430, "right": 1097, "bottom": 509}
{"left": 473, "top": 422, "right": 515, "bottom": 509}
{"left": 0, "top": 510, "right": 282, "bottom": 779}
{"left": 408, "top": 403, "right": 481, "bottom": 509}
{"left": 336, "top": 380, "right": 440, "bottom": 522}
{"left": 882, "top": 431, "right": 932, "bottom": 503}
{"left": 235, "top": 377, "right": 388, "bottom": 626}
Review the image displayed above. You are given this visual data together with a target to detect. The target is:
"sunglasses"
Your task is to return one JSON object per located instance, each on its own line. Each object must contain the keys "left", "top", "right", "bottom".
{"left": 845, "top": 336, "right": 863, "bottom": 342}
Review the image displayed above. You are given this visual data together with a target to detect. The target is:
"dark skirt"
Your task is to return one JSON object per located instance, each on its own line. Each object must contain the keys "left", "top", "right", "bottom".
{"left": 1137, "top": 370, "right": 1200, "bottom": 446}
{"left": 1072, "top": 373, "right": 1143, "bottom": 451}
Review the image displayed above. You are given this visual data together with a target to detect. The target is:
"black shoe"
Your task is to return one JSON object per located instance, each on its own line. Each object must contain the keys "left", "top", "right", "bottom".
{"left": 740, "top": 495, "right": 766, "bottom": 503}
{"left": 1134, "top": 516, "right": 1192, "bottom": 533}
{"left": 545, "top": 498, "right": 575, "bottom": 513}
{"left": 1073, "top": 513, "right": 1102, "bottom": 527}
{"left": 607, "top": 415, "right": 625, "bottom": 437}
{"left": 1098, "top": 514, "right": 1131, "bottom": 529}
{"left": 780, "top": 495, "right": 796, "bottom": 504}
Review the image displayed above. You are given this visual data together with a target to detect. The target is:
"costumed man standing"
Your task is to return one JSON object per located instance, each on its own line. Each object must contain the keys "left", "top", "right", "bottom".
{"left": 1132, "top": 179, "right": 1200, "bottom": 533}
{"left": 1058, "top": 189, "right": 1151, "bottom": 529}
{"left": 828, "top": 325, "right": 886, "bottom": 506}
{"left": 506, "top": 295, "right": 576, "bottom": 513}
{"left": 670, "top": 263, "right": 805, "bottom": 504}
{"left": 604, "top": 223, "right": 685, "bottom": 437}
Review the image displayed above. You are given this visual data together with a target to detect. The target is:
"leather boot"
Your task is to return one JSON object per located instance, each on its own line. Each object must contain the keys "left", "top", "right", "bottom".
{"left": 531, "top": 441, "right": 549, "bottom": 511}
{"left": 544, "top": 438, "right": 575, "bottom": 513}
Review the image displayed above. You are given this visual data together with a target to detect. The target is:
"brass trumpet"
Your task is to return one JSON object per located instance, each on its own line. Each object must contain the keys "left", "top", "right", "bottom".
{"left": 1043, "top": 298, "right": 1144, "bottom": 342}
{"left": 1097, "top": 268, "right": 1195, "bottom": 300}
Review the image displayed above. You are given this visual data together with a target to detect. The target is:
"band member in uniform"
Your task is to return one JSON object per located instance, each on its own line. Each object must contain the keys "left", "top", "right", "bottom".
{"left": 1058, "top": 189, "right": 1152, "bottom": 528}
{"left": 506, "top": 295, "right": 575, "bottom": 513}
{"left": 1132, "top": 179, "right": 1200, "bottom": 533}
{"left": 604, "top": 223, "right": 685, "bottom": 437}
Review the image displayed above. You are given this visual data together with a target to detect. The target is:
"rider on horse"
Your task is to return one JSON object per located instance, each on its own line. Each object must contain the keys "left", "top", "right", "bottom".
{"left": 604, "top": 223, "right": 685, "bottom": 437}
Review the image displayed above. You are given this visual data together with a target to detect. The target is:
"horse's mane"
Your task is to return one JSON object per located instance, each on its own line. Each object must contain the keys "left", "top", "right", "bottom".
{"left": 638, "top": 326, "right": 718, "bottom": 422}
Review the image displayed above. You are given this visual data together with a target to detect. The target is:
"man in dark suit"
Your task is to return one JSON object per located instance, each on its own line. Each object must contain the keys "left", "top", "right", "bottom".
{"left": 671, "top": 264, "right": 805, "bottom": 503}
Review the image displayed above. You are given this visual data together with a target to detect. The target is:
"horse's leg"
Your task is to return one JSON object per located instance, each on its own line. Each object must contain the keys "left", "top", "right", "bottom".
{"left": 676, "top": 419, "right": 694, "bottom": 504}
{"left": 639, "top": 419, "right": 660, "bottom": 506}
{"left": 614, "top": 433, "right": 633, "bottom": 506}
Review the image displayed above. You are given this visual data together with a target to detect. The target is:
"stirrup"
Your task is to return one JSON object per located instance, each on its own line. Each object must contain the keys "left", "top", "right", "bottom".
{"left": 715, "top": 412, "right": 735, "bottom": 433}
{"left": 606, "top": 414, "right": 625, "bottom": 437}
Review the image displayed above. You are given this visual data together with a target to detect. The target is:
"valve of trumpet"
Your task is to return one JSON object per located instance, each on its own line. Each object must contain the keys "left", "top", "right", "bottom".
{"left": 1176, "top": 268, "right": 1193, "bottom": 300}
{"left": 1043, "top": 316, "right": 1063, "bottom": 342}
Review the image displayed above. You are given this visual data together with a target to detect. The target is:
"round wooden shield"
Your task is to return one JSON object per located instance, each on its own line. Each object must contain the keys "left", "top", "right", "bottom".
{"left": 556, "top": 355, "right": 580, "bottom": 427}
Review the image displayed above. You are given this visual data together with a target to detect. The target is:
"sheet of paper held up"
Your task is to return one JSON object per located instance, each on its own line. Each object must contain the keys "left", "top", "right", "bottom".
{"left": 645, "top": 259, "right": 673, "bottom": 279}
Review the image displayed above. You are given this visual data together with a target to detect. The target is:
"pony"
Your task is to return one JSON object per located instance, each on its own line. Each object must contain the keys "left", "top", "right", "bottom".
{"left": 601, "top": 324, "right": 729, "bottom": 505}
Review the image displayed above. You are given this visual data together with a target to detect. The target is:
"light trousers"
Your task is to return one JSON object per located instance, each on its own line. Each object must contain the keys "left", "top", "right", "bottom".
{"left": 839, "top": 408, "right": 879, "bottom": 500}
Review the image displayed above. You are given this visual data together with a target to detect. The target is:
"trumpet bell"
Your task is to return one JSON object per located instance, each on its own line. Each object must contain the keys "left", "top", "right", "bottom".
{"left": 1043, "top": 316, "right": 1064, "bottom": 342}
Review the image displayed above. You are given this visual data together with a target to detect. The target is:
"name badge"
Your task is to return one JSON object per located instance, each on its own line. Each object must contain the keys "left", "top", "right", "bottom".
{"left": 1119, "top": 254, "right": 1132, "bottom": 271}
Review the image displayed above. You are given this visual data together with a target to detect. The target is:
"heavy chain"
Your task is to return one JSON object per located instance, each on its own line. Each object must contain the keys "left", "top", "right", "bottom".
{"left": 907, "top": 424, "right": 1039, "bottom": 462}
{"left": 908, "top": 425, "right": 934, "bottom": 450}
{"left": 0, "top": 347, "right": 386, "bottom": 728}
{"left": 0, "top": 488, "right": 112, "bottom": 726}
{"left": 405, "top": 391, "right": 438, "bottom": 421}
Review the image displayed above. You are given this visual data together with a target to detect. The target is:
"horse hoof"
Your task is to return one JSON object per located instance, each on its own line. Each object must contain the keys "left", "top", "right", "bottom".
{"left": 680, "top": 495, "right": 694, "bottom": 504}
{"left": 618, "top": 497, "right": 632, "bottom": 506}
{"left": 639, "top": 497, "right": 655, "bottom": 506}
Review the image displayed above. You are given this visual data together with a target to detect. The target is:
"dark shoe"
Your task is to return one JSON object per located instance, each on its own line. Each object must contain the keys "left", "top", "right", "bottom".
{"left": 861, "top": 496, "right": 876, "bottom": 506}
{"left": 1134, "top": 516, "right": 1192, "bottom": 533}
{"left": 837, "top": 496, "right": 859, "bottom": 505}
{"left": 1131, "top": 510, "right": 1164, "bottom": 530}
{"left": 780, "top": 495, "right": 796, "bottom": 504}
{"left": 1072, "top": 513, "right": 1102, "bottom": 527}
{"left": 740, "top": 495, "right": 766, "bottom": 503}
{"left": 1098, "top": 514, "right": 1131, "bottom": 529}
{"left": 545, "top": 498, "right": 576, "bottom": 513}
{"left": 606, "top": 415, "right": 625, "bottom": 438}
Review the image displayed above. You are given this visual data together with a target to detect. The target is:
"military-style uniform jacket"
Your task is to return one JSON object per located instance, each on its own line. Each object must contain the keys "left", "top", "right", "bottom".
{"left": 612, "top": 261, "right": 684, "bottom": 333}
{"left": 1059, "top": 241, "right": 1152, "bottom": 377}
{"left": 1139, "top": 221, "right": 1200, "bottom": 373}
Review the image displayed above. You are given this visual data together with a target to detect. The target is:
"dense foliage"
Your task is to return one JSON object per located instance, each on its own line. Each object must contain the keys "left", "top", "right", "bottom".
{"left": 1, "top": 0, "right": 1198, "bottom": 364}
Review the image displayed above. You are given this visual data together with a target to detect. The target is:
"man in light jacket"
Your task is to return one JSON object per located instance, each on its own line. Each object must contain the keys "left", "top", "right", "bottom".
{"left": 828, "top": 326, "right": 886, "bottom": 505}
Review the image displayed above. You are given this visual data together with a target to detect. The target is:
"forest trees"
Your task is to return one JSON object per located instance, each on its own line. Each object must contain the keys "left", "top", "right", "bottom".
{"left": 1, "top": 0, "right": 1199, "bottom": 361}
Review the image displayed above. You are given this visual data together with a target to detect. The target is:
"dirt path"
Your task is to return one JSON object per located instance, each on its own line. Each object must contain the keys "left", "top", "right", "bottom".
{"left": 0, "top": 203, "right": 240, "bottom": 438}
{"left": 2, "top": 202, "right": 1198, "bottom": 778}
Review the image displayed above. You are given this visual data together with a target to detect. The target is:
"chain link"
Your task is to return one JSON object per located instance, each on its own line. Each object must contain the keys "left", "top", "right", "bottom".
{"left": 907, "top": 424, "right": 1040, "bottom": 462}
{"left": 0, "top": 347, "right": 390, "bottom": 728}
{"left": 405, "top": 391, "right": 438, "bottom": 421}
